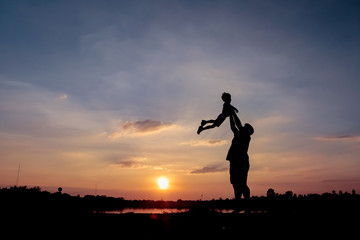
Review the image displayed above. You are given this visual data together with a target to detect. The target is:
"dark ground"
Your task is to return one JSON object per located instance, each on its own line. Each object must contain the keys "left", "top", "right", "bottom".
{"left": 4, "top": 208, "right": 357, "bottom": 239}
{"left": 1, "top": 187, "right": 359, "bottom": 239}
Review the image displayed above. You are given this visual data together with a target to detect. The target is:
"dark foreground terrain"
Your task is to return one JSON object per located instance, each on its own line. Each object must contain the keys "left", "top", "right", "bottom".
{"left": 1, "top": 186, "right": 359, "bottom": 239}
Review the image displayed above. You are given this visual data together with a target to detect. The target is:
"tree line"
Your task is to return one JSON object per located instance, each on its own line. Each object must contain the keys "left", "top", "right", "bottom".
{"left": 1, "top": 185, "right": 360, "bottom": 214}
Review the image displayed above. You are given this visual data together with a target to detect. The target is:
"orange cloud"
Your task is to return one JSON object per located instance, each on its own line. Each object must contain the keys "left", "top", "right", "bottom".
{"left": 110, "top": 157, "right": 148, "bottom": 168}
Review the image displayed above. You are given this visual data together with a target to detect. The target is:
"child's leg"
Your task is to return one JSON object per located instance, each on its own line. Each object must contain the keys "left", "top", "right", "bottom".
{"left": 214, "top": 114, "right": 226, "bottom": 127}
{"left": 197, "top": 119, "right": 217, "bottom": 134}
{"left": 201, "top": 123, "right": 217, "bottom": 130}
{"left": 197, "top": 122, "right": 217, "bottom": 134}
{"left": 202, "top": 113, "right": 225, "bottom": 127}
{"left": 197, "top": 115, "right": 225, "bottom": 134}
{"left": 201, "top": 119, "right": 215, "bottom": 126}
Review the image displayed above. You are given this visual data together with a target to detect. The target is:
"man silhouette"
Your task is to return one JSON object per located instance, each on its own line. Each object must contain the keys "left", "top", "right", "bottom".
{"left": 226, "top": 111, "right": 254, "bottom": 200}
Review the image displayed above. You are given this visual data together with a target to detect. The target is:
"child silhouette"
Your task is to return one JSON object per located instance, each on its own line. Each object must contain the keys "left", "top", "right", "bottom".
{"left": 197, "top": 92, "right": 238, "bottom": 134}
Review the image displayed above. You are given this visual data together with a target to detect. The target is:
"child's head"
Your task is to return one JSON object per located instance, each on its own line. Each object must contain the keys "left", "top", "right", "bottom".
{"left": 221, "top": 92, "right": 231, "bottom": 103}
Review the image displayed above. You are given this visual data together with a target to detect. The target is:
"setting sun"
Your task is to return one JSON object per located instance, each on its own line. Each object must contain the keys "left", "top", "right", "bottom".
{"left": 157, "top": 177, "right": 169, "bottom": 190}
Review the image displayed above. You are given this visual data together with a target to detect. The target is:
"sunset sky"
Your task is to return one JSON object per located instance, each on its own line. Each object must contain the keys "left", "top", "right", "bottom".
{"left": 1, "top": 0, "right": 360, "bottom": 200}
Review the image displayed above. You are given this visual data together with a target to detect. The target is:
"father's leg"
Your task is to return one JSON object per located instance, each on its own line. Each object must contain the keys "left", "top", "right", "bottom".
{"left": 232, "top": 184, "right": 243, "bottom": 200}
{"left": 243, "top": 185, "right": 250, "bottom": 199}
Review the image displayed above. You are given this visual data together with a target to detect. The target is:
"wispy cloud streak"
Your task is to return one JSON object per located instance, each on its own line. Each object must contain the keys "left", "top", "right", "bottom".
{"left": 191, "top": 164, "right": 227, "bottom": 174}
{"left": 315, "top": 135, "right": 360, "bottom": 142}
{"left": 181, "top": 139, "right": 228, "bottom": 147}
{"left": 109, "top": 119, "right": 177, "bottom": 138}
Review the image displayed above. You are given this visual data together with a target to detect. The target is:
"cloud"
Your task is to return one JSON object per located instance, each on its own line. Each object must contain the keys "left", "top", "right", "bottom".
{"left": 110, "top": 157, "right": 147, "bottom": 169}
{"left": 109, "top": 119, "right": 176, "bottom": 138}
{"left": 58, "top": 94, "right": 68, "bottom": 100}
{"left": 191, "top": 164, "right": 227, "bottom": 174}
{"left": 181, "top": 139, "right": 228, "bottom": 147}
{"left": 314, "top": 135, "right": 360, "bottom": 142}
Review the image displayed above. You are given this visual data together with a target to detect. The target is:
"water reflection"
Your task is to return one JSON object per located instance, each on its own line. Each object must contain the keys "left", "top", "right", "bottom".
{"left": 215, "top": 209, "right": 244, "bottom": 214}
{"left": 97, "top": 208, "right": 189, "bottom": 214}
{"left": 95, "top": 208, "right": 258, "bottom": 214}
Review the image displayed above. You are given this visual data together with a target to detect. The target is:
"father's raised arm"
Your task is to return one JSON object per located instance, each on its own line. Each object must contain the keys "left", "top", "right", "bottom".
{"left": 229, "top": 113, "right": 238, "bottom": 134}
{"left": 232, "top": 111, "right": 243, "bottom": 130}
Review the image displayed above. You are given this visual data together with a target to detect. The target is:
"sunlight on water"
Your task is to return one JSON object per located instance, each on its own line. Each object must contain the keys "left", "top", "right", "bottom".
{"left": 94, "top": 208, "right": 262, "bottom": 214}
{"left": 97, "top": 208, "right": 189, "bottom": 214}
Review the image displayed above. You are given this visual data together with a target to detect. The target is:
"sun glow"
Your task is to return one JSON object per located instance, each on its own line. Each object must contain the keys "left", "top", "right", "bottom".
{"left": 157, "top": 177, "right": 169, "bottom": 190}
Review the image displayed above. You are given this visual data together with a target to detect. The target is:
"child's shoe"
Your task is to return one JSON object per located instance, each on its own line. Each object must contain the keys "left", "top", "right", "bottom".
{"left": 197, "top": 126, "right": 203, "bottom": 134}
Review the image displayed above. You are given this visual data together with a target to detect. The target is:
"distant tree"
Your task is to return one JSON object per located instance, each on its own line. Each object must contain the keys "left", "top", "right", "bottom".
{"left": 285, "top": 191, "right": 293, "bottom": 198}
{"left": 58, "top": 187, "right": 63, "bottom": 194}
{"left": 266, "top": 188, "right": 276, "bottom": 198}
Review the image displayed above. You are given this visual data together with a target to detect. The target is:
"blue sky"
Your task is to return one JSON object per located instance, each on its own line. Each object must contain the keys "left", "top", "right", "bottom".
{"left": 1, "top": 0, "right": 360, "bottom": 199}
